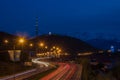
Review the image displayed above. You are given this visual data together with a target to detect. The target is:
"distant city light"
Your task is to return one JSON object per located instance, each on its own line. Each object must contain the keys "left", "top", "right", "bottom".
{"left": 108, "top": 50, "right": 111, "bottom": 53}
{"left": 4, "top": 39, "right": 8, "bottom": 43}
{"left": 30, "top": 43, "right": 33, "bottom": 47}
{"left": 19, "top": 38, "right": 25, "bottom": 43}
{"left": 53, "top": 46, "right": 55, "bottom": 49}
{"left": 56, "top": 47, "right": 59, "bottom": 50}
{"left": 49, "top": 32, "right": 52, "bottom": 35}
{"left": 40, "top": 42, "right": 44, "bottom": 47}
{"left": 110, "top": 45, "right": 115, "bottom": 53}
{"left": 118, "top": 49, "right": 120, "bottom": 52}
{"left": 45, "top": 46, "right": 48, "bottom": 49}
{"left": 98, "top": 50, "right": 104, "bottom": 53}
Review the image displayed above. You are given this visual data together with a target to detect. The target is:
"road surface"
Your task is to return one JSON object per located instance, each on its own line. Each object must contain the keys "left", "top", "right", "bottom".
{"left": 41, "top": 63, "right": 82, "bottom": 80}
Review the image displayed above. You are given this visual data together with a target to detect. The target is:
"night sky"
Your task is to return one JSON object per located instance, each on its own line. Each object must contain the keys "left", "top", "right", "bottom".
{"left": 0, "top": 0, "right": 120, "bottom": 40}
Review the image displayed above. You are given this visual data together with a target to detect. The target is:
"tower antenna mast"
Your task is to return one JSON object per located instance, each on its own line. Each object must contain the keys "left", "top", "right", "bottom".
{"left": 35, "top": 17, "right": 39, "bottom": 55}
{"left": 35, "top": 17, "right": 39, "bottom": 37}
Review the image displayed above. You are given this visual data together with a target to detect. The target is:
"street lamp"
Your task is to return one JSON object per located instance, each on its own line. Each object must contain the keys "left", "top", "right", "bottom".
{"left": 29, "top": 43, "right": 33, "bottom": 58}
{"left": 56, "top": 47, "right": 59, "bottom": 50}
{"left": 38, "top": 42, "right": 45, "bottom": 56}
{"left": 18, "top": 38, "right": 25, "bottom": 53}
{"left": 19, "top": 38, "right": 24, "bottom": 43}
{"left": 14, "top": 38, "right": 25, "bottom": 80}
{"left": 39, "top": 42, "right": 44, "bottom": 47}
{"left": 4, "top": 39, "right": 9, "bottom": 50}
{"left": 10, "top": 38, "right": 24, "bottom": 79}
{"left": 45, "top": 46, "right": 48, "bottom": 49}
{"left": 4, "top": 39, "right": 8, "bottom": 44}
{"left": 29, "top": 43, "right": 33, "bottom": 47}
{"left": 53, "top": 46, "right": 56, "bottom": 49}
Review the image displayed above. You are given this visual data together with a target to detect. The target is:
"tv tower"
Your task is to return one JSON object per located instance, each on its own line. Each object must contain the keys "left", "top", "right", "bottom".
{"left": 35, "top": 17, "right": 39, "bottom": 37}
{"left": 35, "top": 17, "right": 39, "bottom": 55}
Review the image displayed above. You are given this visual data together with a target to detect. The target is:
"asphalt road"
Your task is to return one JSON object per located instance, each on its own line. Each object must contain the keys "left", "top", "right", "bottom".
{"left": 41, "top": 63, "right": 82, "bottom": 80}
{"left": 0, "top": 59, "right": 82, "bottom": 80}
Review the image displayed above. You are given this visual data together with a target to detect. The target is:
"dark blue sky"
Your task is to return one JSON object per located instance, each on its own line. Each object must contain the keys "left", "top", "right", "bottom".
{"left": 0, "top": 0, "right": 120, "bottom": 39}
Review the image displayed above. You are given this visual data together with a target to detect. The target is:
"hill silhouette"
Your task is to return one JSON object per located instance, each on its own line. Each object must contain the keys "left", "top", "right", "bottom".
{"left": 30, "top": 34, "right": 96, "bottom": 55}
{"left": 0, "top": 32, "right": 97, "bottom": 55}
{"left": 0, "top": 31, "right": 17, "bottom": 41}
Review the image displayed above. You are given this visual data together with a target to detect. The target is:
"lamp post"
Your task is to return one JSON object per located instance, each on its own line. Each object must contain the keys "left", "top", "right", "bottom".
{"left": 39, "top": 42, "right": 44, "bottom": 47}
{"left": 29, "top": 43, "right": 33, "bottom": 59}
{"left": 30, "top": 43, "right": 33, "bottom": 47}
{"left": 13, "top": 38, "right": 24, "bottom": 80}
{"left": 44, "top": 45, "right": 48, "bottom": 57}
{"left": 13, "top": 44, "right": 16, "bottom": 80}
{"left": 4, "top": 39, "right": 8, "bottom": 44}
{"left": 4, "top": 39, "right": 9, "bottom": 50}
{"left": 19, "top": 38, "right": 25, "bottom": 53}
{"left": 45, "top": 46, "right": 48, "bottom": 49}
{"left": 39, "top": 42, "right": 44, "bottom": 57}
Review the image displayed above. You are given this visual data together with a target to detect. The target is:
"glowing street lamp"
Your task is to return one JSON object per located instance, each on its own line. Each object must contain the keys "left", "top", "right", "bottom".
{"left": 58, "top": 49, "right": 61, "bottom": 52}
{"left": 45, "top": 46, "right": 48, "bottom": 49}
{"left": 4, "top": 39, "right": 9, "bottom": 50}
{"left": 29, "top": 43, "right": 33, "bottom": 47}
{"left": 53, "top": 46, "right": 56, "bottom": 49}
{"left": 40, "top": 42, "right": 44, "bottom": 47}
{"left": 14, "top": 38, "right": 25, "bottom": 80}
{"left": 19, "top": 38, "right": 25, "bottom": 43}
{"left": 18, "top": 38, "right": 25, "bottom": 54}
{"left": 4, "top": 39, "right": 8, "bottom": 44}
{"left": 56, "top": 47, "right": 59, "bottom": 50}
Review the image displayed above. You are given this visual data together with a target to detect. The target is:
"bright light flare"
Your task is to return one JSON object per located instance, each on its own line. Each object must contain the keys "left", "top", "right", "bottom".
{"left": 30, "top": 43, "right": 33, "bottom": 47}
{"left": 4, "top": 40, "right": 8, "bottom": 43}
{"left": 19, "top": 38, "right": 25, "bottom": 43}
{"left": 40, "top": 42, "right": 44, "bottom": 47}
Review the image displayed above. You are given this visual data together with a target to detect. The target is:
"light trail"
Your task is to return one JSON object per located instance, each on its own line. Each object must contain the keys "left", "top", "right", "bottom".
{"left": 32, "top": 58, "right": 50, "bottom": 67}
{"left": 40, "top": 63, "right": 82, "bottom": 80}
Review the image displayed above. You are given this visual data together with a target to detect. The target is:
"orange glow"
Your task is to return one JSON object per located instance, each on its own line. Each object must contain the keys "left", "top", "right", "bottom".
{"left": 19, "top": 38, "right": 24, "bottom": 43}
{"left": 4, "top": 40, "right": 8, "bottom": 43}
{"left": 30, "top": 43, "right": 33, "bottom": 47}
{"left": 40, "top": 42, "right": 44, "bottom": 47}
